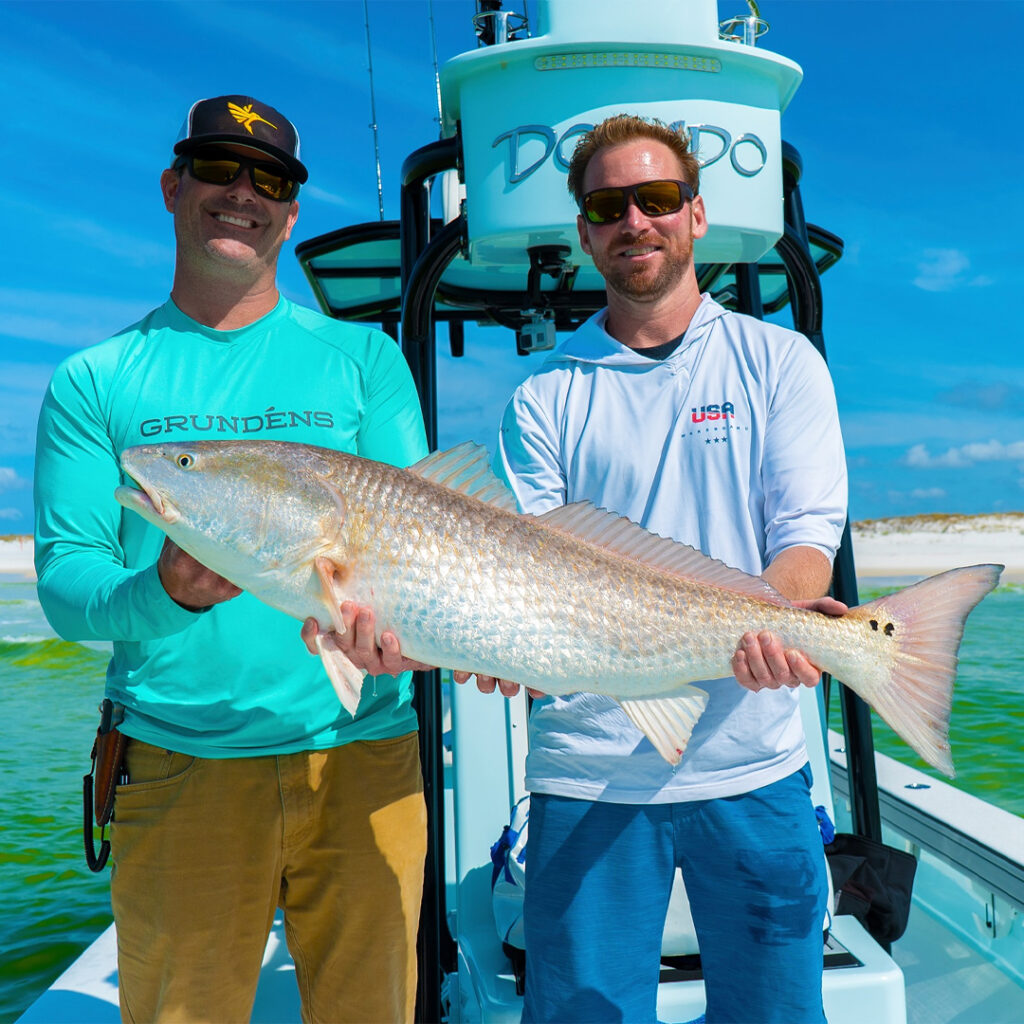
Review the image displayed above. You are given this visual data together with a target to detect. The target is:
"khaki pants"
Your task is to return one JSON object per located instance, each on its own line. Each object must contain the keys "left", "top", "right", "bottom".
{"left": 110, "top": 733, "right": 426, "bottom": 1023}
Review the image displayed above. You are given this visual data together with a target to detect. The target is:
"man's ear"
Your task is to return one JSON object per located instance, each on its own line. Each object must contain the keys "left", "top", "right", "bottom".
{"left": 576, "top": 213, "right": 592, "bottom": 255}
{"left": 283, "top": 200, "right": 300, "bottom": 241}
{"left": 160, "top": 168, "right": 181, "bottom": 213}
{"left": 690, "top": 194, "right": 708, "bottom": 240}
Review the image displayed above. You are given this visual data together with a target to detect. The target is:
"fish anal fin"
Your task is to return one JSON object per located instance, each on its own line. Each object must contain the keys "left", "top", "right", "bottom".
{"left": 408, "top": 442, "right": 519, "bottom": 512}
{"left": 314, "top": 630, "right": 365, "bottom": 718}
{"left": 618, "top": 686, "right": 709, "bottom": 765}
{"left": 536, "top": 504, "right": 788, "bottom": 606}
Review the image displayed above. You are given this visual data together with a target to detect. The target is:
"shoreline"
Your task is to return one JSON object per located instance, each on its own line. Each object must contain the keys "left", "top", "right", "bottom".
{"left": 0, "top": 536, "right": 36, "bottom": 582}
{"left": 5, "top": 513, "right": 1024, "bottom": 585}
{"left": 850, "top": 512, "right": 1024, "bottom": 584}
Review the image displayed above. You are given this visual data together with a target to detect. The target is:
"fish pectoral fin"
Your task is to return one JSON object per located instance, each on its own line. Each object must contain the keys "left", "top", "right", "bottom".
{"left": 312, "top": 557, "right": 367, "bottom": 717}
{"left": 618, "top": 686, "right": 709, "bottom": 765}
{"left": 314, "top": 631, "right": 365, "bottom": 717}
{"left": 314, "top": 556, "right": 349, "bottom": 635}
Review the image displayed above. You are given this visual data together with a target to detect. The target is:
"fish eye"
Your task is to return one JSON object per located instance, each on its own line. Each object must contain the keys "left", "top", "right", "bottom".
{"left": 176, "top": 453, "right": 196, "bottom": 469}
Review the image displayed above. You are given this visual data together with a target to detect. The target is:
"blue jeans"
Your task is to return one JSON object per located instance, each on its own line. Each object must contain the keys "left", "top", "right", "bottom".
{"left": 522, "top": 765, "right": 827, "bottom": 1023}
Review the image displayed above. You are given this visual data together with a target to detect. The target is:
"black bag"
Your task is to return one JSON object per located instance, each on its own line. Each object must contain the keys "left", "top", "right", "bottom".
{"left": 825, "top": 832, "right": 917, "bottom": 946}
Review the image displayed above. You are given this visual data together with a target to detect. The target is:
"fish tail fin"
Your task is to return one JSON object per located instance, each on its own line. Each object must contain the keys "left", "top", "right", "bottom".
{"left": 845, "top": 563, "right": 1002, "bottom": 777}
{"left": 619, "top": 686, "right": 709, "bottom": 765}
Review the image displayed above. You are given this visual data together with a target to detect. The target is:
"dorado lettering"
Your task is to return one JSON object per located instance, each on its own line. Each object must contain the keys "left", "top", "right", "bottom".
{"left": 494, "top": 121, "right": 767, "bottom": 184}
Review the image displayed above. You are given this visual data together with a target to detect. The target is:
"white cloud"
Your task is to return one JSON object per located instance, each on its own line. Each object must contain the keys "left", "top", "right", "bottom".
{"left": 912, "top": 248, "right": 992, "bottom": 293}
{"left": 301, "top": 185, "right": 361, "bottom": 211}
{"left": 0, "top": 387, "right": 47, "bottom": 457}
{"left": 905, "top": 439, "right": 1024, "bottom": 468}
{"left": 0, "top": 287, "right": 153, "bottom": 349}
{"left": 52, "top": 217, "right": 172, "bottom": 270}
{"left": 885, "top": 486, "right": 946, "bottom": 506}
{"left": 0, "top": 467, "right": 26, "bottom": 491}
{"left": 0, "top": 508, "right": 21, "bottom": 520}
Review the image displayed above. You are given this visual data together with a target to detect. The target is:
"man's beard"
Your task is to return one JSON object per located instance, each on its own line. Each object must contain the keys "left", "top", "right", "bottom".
{"left": 595, "top": 231, "right": 693, "bottom": 303}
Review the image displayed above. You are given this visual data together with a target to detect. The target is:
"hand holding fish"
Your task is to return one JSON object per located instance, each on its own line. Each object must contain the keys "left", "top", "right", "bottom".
{"left": 298, "top": 607, "right": 541, "bottom": 698}
{"left": 732, "top": 596, "right": 848, "bottom": 691}
{"left": 157, "top": 538, "right": 241, "bottom": 611}
{"left": 452, "top": 670, "right": 546, "bottom": 700}
{"left": 300, "top": 604, "right": 435, "bottom": 676}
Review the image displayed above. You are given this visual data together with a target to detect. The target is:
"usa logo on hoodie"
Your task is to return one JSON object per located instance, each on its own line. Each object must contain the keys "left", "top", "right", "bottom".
{"left": 690, "top": 402, "right": 735, "bottom": 423}
{"left": 682, "top": 400, "right": 748, "bottom": 446}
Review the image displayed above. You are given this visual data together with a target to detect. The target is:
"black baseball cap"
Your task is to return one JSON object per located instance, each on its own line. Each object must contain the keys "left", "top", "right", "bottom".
{"left": 173, "top": 95, "right": 308, "bottom": 183}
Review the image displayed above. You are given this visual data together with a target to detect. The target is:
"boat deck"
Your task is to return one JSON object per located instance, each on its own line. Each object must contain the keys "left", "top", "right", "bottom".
{"left": 19, "top": 900, "right": 1024, "bottom": 1023}
{"left": 19, "top": 714, "right": 1024, "bottom": 1022}
{"left": 896, "top": 903, "right": 1024, "bottom": 1024}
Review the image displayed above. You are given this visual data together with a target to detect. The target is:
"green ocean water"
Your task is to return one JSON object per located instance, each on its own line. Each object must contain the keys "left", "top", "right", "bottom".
{"left": 1, "top": 581, "right": 113, "bottom": 1024}
{"left": 1, "top": 576, "right": 1021, "bottom": 1022}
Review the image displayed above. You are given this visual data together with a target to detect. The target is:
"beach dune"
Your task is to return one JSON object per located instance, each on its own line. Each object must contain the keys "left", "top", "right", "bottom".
{"left": 851, "top": 513, "right": 1024, "bottom": 583}
{"left": 3, "top": 513, "right": 1023, "bottom": 584}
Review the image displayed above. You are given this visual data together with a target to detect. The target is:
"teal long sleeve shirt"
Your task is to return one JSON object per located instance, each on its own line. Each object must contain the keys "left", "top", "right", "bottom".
{"left": 34, "top": 297, "right": 429, "bottom": 756}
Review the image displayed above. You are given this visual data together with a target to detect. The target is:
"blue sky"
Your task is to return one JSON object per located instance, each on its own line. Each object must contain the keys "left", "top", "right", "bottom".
{"left": 1, "top": 0, "right": 1021, "bottom": 530}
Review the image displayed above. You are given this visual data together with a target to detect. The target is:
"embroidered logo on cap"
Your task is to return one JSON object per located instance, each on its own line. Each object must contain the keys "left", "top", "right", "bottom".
{"left": 227, "top": 101, "right": 277, "bottom": 134}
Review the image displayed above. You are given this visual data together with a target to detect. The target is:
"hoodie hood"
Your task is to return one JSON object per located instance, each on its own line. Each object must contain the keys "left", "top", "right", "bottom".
{"left": 546, "top": 293, "right": 729, "bottom": 368}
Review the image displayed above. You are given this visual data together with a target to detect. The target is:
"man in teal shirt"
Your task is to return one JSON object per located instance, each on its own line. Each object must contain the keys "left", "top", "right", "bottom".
{"left": 34, "top": 95, "right": 429, "bottom": 1022}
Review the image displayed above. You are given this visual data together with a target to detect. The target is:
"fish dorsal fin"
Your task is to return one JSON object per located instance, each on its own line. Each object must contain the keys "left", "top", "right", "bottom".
{"left": 537, "top": 503, "right": 789, "bottom": 606}
{"left": 408, "top": 442, "right": 519, "bottom": 511}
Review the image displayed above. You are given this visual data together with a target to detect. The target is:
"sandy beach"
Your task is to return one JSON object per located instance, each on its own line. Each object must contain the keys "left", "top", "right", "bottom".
{"left": 850, "top": 513, "right": 1024, "bottom": 583}
{"left": 4, "top": 513, "right": 1023, "bottom": 585}
{"left": 0, "top": 536, "right": 36, "bottom": 581}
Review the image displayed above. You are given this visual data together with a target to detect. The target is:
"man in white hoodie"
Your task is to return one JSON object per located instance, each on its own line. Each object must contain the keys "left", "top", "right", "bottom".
{"left": 337, "top": 113, "right": 847, "bottom": 1021}
{"left": 466, "top": 115, "right": 848, "bottom": 1023}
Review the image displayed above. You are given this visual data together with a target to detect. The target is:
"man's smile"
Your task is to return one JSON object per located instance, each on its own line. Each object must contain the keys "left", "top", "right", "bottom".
{"left": 621, "top": 244, "right": 659, "bottom": 258}
{"left": 212, "top": 211, "right": 260, "bottom": 229}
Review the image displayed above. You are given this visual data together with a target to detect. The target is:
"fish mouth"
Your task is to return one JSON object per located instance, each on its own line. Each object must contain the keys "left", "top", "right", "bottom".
{"left": 114, "top": 482, "right": 180, "bottom": 524}
{"left": 115, "top": 459, "right": 180, "bottom": 524}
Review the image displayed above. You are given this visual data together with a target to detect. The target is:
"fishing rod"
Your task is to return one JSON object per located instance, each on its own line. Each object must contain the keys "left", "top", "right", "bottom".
{"left": 363, "top": 0, "right": 385, "bottom": 221}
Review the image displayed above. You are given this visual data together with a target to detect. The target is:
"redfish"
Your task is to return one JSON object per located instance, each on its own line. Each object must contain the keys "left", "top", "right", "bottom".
{"left": 116, "top": 440, "right": 1001, "bottom": 774}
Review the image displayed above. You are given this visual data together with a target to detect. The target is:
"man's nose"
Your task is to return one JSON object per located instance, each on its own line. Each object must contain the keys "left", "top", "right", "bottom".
{"left": 621, "top": 195, "right": 652, "bottom": 229}
{"left": 225, "top": 170, "right": 260, "bottom": 203}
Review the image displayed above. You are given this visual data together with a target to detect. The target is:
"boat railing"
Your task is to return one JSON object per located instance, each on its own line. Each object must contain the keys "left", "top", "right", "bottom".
{"left": 829, "top": 732, "right": 1024, "bottom": 987}
{"left": 719, "top": 0, "right": 770, "bottom": 46}
{"left": 473, "top": 2, "right": 529, "bottom": 47}
{"left": 719, "top": 14, "right": 770, "bottom": 47}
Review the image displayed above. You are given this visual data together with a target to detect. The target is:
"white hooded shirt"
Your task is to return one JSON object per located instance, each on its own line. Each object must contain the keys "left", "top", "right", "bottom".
{"left": 495, "top": 294, "right": 848, "bottom": 803}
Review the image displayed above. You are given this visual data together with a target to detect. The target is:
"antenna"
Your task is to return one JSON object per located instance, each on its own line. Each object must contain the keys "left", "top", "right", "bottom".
{"left": 427, "top": 0, "right": 444, "bottom": 131}
{"left": 363, "top": 0, "right": 385, "bottom": 220}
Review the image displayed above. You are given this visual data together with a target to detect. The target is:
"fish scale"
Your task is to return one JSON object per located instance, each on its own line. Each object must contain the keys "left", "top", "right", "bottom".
{"left": 116, "top": 438, "right": 1002, "bottom": 774}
